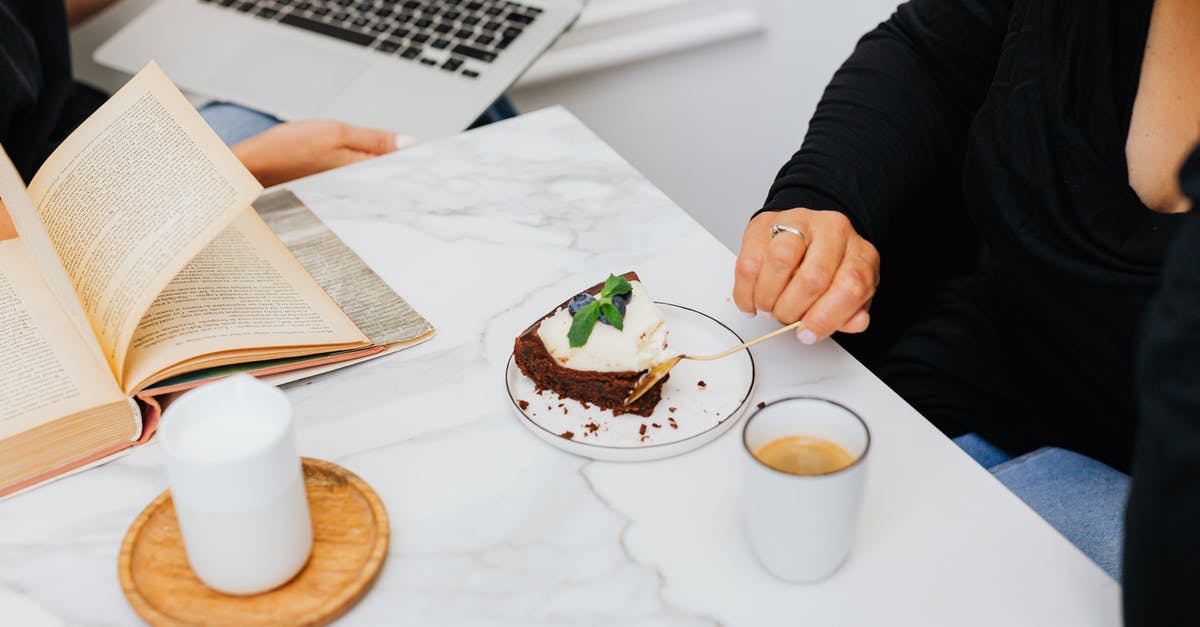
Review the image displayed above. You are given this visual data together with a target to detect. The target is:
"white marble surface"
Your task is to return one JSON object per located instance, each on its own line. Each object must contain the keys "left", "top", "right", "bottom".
{"left": 0, "top": 108, "right": 1120, "bottom": 626}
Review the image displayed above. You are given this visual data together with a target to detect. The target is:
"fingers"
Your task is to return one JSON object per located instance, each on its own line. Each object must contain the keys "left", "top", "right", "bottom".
{"left": 339, "top": 123, "right": 408, "bottom": 155}
{"left": 752, "top": 220, "right": 810, "bottom": 315}
{"left": 770, "top": 223, "right": 842, "bottom": 323}
{"left": 733, "top": 213, "right": 777, "bottom": 315}
{"left": 797, "top": 238, "right": 879, "bottom": 343}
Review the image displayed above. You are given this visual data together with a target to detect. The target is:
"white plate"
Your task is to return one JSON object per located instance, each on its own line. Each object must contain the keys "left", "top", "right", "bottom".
{"left": 506, "top": 303, "right": 757, "bottom": 462}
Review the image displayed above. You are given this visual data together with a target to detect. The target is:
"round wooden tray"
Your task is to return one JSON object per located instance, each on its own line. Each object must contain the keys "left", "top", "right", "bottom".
{"left": 118, "top": 457, "right": 389, "bottom": 627}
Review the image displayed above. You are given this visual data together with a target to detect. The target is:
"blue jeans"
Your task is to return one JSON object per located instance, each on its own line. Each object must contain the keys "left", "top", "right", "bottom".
{"left": 198, "top": 96, "right": 519, "bottom": 146}
{"left": 954, "top": 433, "right": 1129, "bottom": 580}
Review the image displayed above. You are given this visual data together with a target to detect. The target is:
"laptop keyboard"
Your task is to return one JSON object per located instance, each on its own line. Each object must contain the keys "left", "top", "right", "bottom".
{"left": 200, "top": 0, "right": 543, "bottom": 79}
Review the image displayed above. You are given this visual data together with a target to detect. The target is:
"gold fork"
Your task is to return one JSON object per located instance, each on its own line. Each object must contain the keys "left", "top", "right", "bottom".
{"left": 624, "top": 320, "right": 806, "bottom": 405}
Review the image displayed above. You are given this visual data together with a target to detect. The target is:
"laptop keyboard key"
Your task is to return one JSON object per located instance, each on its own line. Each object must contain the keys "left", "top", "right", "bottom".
{"left": 401, "top": 46, "right": 422, "bottom": 58}
{"left": 432, "top": 38, "right": 451, "bottom": 49}
{"left": 279, "top": 13, "right": 377, "bottom": 46}
{"left": 442, "top": 57, "right": 463, "bottom": 71}
{"left": 376, "top": 39, "right": 402, "bottom": 53}
{"left": 452, "top": 43, "right": 496, "bottom": 62}
{"left": 462, "top": 68, "right": 480, "bottom": 78}
{"left": 505, "top": 12, "right": 533, "bottom": 24}
{"left": 475, "top": 33, "right": 494, "bottom": 45}
{"left": 412, "top": 32, "right": 430, "bottom": 43}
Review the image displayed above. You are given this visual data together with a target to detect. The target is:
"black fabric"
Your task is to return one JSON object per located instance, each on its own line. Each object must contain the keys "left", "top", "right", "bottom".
{"left": 0, "top": 0, "right": 105, "bottom": 181}
{"left": 760, "top": 0, "right": 1189, "bottom": 471}
{"left": 1123, "top": 148, "right": 1200, "bottom": 626}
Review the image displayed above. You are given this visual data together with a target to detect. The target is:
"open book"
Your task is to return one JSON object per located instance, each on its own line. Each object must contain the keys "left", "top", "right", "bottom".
{"left": 0, "top": 63, "right": 433, "bottom": 498}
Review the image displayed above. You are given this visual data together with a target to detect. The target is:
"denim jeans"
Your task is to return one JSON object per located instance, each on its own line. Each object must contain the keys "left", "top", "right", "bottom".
{"left": 953, "top": 434, "right": 1130, "bottom": 580}
{"left": 198, "top": 96, "right": 519, "bottom": 147}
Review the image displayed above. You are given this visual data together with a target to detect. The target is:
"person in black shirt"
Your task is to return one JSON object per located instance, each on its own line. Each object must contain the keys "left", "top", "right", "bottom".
{"left": 735, "top": 0, "right": 1196, "bottom": 475}
{"left": 1123, "top": 145, "right": 1200, "bottom": 626}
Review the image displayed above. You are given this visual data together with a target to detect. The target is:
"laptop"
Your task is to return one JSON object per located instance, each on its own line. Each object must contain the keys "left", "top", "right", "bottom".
{"left": 94, "top": 0, "right": 582, "bottom": 138}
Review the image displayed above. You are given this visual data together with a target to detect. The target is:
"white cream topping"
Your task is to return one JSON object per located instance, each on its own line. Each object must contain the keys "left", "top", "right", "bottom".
{"left": 537, "top": 281, "right": 669, "bottom": 373}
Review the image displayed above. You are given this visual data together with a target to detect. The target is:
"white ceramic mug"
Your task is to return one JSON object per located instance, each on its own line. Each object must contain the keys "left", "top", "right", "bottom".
{"left": 159, "top": 374, "right": 313, "bottom": 595}
{"left": 741, "top": 396, "right": 870, "bottom": 583}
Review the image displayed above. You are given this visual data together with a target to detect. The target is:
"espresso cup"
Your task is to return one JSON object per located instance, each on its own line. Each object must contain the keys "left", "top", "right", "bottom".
{"left": 741, "top": 396, "right": 870, "bottom": 583}
{"left": 159, "top": 374, "right": 313, "bottom": 595}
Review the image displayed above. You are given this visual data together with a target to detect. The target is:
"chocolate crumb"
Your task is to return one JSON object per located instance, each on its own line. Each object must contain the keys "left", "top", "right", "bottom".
{"left": 639, "top": 424, "right": 647, "bottom": 436}
{"left": 561, "top": 431, "right": 575, "bottom": 439}
{"left": 668, "top": 417, "right": 678, "bottom": 429}
{"left": 558, "top": 403, "right": 564, "bottom": 408}
{"left": 755, "top": 401, "right": 766, "bottom": 409}
{"left": 562, "top": 407, "right": 568, "bottom": 415}
{"left": 518, "top": 400, "right": 529, "bottom": 410}
{"left": 585, "top": 422, "right": 600, "bottom": 434}
{"left": 652, "top": 423, "right": 662, "bottom": 429}
{"left": 668, "top": 407, "right": 678, "bottom": 413}
{"left": 697, "top": 380, "right": 707, "bottom": 388}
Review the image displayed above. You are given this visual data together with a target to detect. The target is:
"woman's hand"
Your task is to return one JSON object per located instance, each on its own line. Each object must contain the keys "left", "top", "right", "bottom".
{"left": 733, "top": 208, "right": 880, "bottom": 344}
{"left": 232, "top": 120, "right": 419, "bottom": 188}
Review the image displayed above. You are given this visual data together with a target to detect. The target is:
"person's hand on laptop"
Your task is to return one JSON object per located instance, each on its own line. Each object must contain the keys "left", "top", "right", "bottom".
{"left": 232, "top": 120, "right": 420, "bottom": 187}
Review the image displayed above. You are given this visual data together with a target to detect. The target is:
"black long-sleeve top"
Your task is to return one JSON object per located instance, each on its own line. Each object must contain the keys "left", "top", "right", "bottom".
{"left": 1123, "top": 147, "right": 1200, "bottom": 626}
{"left": 763, "top": 0, "right": 1188, "bottom": 469}
{"left": 0, "top": 0, "right": 105, "bottom": 181}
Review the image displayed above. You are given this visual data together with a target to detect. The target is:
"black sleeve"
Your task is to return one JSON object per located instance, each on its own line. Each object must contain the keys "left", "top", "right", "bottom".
{"left": 1123, "top": 148, "right": 1200, "bottom": 626}
{"left": 761, "top": 0, "right": 1011, "bottom": 245}
{"left": 0, "top": 0, "right": 77, "bottom": 181}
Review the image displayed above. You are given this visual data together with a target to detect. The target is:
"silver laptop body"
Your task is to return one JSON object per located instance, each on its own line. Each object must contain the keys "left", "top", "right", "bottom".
{"left": 95, "top": 0, "right": 580, "bottom": 138}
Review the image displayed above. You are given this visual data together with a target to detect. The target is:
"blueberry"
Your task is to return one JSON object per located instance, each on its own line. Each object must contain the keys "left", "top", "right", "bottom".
{"left": 568, "top": 293, "right": 595, "bottom": 316}
{"left": 611, "top": 293, "right": 630, "bottom": 316}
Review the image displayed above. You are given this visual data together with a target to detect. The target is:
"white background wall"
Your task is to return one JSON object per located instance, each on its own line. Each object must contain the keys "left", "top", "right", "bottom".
{"left": 510, "top": 0, "right": 898, "bottom": 251}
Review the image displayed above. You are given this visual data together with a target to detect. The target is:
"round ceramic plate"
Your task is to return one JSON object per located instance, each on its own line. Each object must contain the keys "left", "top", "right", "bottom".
{"left": 506, "top": 302, "right": 756, "bottom": 462}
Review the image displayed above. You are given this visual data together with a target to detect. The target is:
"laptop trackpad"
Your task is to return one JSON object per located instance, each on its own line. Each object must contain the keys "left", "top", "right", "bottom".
{"left": 207, "top": 39, "right": 367, "bottom": 115}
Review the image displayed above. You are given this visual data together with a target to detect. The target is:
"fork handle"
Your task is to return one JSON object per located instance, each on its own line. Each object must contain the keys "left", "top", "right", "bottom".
{"left": 689, "top": 319, "right": 806, "bottom": 361}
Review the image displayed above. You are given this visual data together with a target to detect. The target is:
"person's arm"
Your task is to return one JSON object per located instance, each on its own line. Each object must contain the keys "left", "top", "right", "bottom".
{"left": 1123, "top": 147, "right": 1200, "bottom": 626}
{"left": 231, "top": 120, "right": 417, "bottom": 188}
{"left": 63, "top": 0, "right": 118, "bottom": 26}
{"left": 733, "top": 0, "right": 1011, "bottom": 341}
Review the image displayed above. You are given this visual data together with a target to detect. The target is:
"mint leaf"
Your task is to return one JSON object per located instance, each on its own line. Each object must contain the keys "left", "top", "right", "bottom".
{"left": 599, "top": 302, "right": 624, "bottom": 331}
{"left": 568, "top": 302, "right": 601, "bottom": 347}
{"left": 601, "top": 274, "right": 632, "bottom": 299}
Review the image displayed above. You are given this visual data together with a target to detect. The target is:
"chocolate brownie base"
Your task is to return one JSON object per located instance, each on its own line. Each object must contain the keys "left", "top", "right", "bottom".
{"left": 512, "top": 271, "right": 667, "bottom": 417}
{"left": 514, "top": 329, "right": 666, "bottom": 417}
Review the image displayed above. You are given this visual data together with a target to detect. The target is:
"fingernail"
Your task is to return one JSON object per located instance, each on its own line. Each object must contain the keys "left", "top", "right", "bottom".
{"left": 757, "top": 310, "right": 772, "bottom": 319}
{"left": 394, "top": 133, "right": 421, "bottom": 150}
{"left": 740, "top": 310, "right": 755, "bottom": 318}
{"left": 797, "top": 329, "right": 818, "bottom": 345}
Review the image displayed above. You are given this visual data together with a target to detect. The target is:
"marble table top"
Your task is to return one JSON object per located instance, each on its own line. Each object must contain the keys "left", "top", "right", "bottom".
{"left": 0, "top": 108, "right": 1119, "bottom": 626}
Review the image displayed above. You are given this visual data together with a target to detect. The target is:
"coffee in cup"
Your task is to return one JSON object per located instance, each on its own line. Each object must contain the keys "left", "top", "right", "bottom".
{"left": 754, "top": 435, "right": 855, "bottom": 476}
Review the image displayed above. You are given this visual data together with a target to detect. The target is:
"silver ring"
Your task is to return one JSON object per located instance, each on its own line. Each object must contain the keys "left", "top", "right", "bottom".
{"left": 770, "top": 224, "right": 807, "bottom": 241}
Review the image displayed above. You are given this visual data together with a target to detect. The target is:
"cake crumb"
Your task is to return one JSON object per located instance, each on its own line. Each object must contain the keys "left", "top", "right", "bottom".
{"left": 755, "top": 401, "right": 766, "bottom": 409}
{"left": 557, "top": 403, "right": 564, "bottom": 408}
{"left": 652, "top": 423, "right": 662, "bottom": 429}
{"left": 585, "top": 422, "right": 600, "bottom": 434}
{"left": 668, "top": 407, "right": 678, "bottom": 413}
{"left": 668, "top": 417, "right": 678, "bottom": 429}
{"left": 639, "top": 424, "right": 647, "bottom": 436}
{"left": 697, "top": 380, "right": 707, "bottom": 388}
{"left": 518, "top": 400, "right": 529, "bottom": 410}
{"left": 561, "top": 431, "right": 575, "bottom": 439}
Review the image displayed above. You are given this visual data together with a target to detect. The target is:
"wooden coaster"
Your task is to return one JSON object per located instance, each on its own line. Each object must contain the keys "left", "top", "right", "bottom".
{"left": 118, "top": 458, "right": 388, "bottom": 627}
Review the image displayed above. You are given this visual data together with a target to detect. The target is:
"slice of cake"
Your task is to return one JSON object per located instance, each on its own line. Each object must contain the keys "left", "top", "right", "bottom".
{"left": 514, "top": 272, "right": 670, "bottom": 417}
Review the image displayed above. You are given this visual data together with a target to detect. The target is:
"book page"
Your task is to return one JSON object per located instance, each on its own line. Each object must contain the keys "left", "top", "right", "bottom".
{"left": 0, "top": 150, "right": 110, "bottom": 373}
{"left": 122, "top": 209, "right": 370, "bottom": 394}
{"left": 25, "top": 62, "right": 261, "bottom": 383}
{"left": 0, "top": 238, "right": 125, "bottom": 441}
{"left": 254, "top": 189, "right": 434, "bottom": 345}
